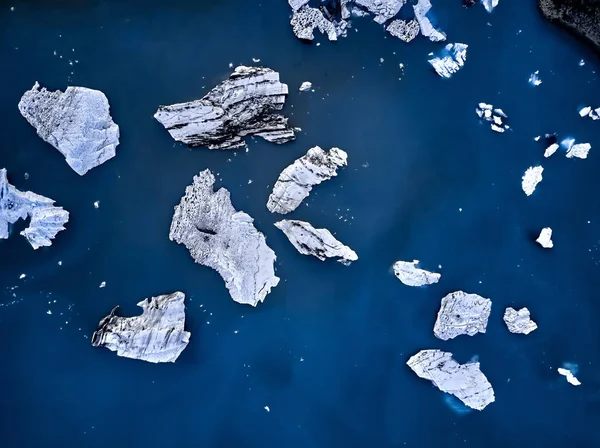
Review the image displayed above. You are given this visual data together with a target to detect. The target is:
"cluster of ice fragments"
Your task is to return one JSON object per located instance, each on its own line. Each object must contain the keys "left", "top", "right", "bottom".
{"left": 267, "top": 146, "right": 347, "bottom": 214}
{"left": 536, "top": 227, "right": 553, "bottom": 248}
{"left": 407, "top": 349, "right": 495, "bottom": 410}
{"left": 433, "top": 291, "right": 491, "bottom": 340}
{"left": 275, "top": 220, "right": 358, "bottom": 264}
{"left": 92, "top": 291, "right": 190, "bottom": 363}
{"left": 392, "top": 260, "right": 440, "bottom": 286}
{"left": 154, "top": 66, "right": 295, "bottom": 150}
{"left": 428, "top": 43, "right": 468, "bottom": 78}
{"left": 18, "top": 82, "right": 120, "bottom": 175}
{"left": 503, "top": 307, "right": 538, "bottom": 334}
{"left": 476, "top": 103, "right": 509, "bottom": 133}
{"left": 288, "top": 0, "right": 446, "bottom": 44}
{"left": 0, "top": 168, "right": 69, "bottom": 249}
{"left": 522, "top": 166, "right": 543, "bottom": 196}
{"left": 169, "top": 170, "right": 279, "bottom": 306}
{"left": 579, "top": 106, "right": 600, "bottom": 120}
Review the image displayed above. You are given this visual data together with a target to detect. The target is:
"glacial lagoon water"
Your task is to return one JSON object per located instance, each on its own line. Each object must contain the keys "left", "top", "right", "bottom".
{"left": 1, "top": 0, "right": 600, "bottom": 446}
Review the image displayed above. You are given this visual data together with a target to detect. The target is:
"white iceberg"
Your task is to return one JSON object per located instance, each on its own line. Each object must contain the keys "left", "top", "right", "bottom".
{"left": 428, "top": 43, "right": 468, "bottom": 78}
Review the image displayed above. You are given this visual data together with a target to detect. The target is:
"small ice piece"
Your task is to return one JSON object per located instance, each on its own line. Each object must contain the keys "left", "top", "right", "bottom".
{"left": 566, "top": 143, "right": 591, "bottom": 159}
{"left": 413, "top": 0, "right": 447, "bottom": 42}
{"left": 579, "top": 106, "right": 592, "bottom": 117}
{"left": 503, "top": 307, "right": 537, "bottom": 334}
{"left": 561, "top": 138, "right": 574, "bottom": 150}
{"left": 521, "top": 166, "right": 543, "bottom": 196}
{"left": 528, "top": 70, "right": 542, "bottom": 86}
{"left": 99, "top": 281, "right": 106, "bottom": 288}
{"left": 299, "top": 81, "right": 312, "bottom": 92}
{"left": 544, "top": 143, "right": 559, "bottom": 158}
{"left": 393, "top": 260, "right": 441, "bottom": 286}
{"left": 19, "top": 273, "right": 26, "bottom": 279}
{"left": 428, "top": 43, "right": 468, "bottom": 78}
{"left": 481, "top": 0, "right": 499, "bottom": 13}
{"left": 93, "top": 201, "right": 100, "bottom": 208}
{"left": 264, "top": 406, "right": 270, "bottom": 412}
{"left": 558, "top": 367, "right": 581, "bottom": 386}
{"left": 536, "top": 227, "right": 553, "bottom": 248}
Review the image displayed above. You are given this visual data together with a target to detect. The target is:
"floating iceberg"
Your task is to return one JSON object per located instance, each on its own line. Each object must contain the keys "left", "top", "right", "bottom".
{"left": 428, "top": 43, "right": 468, "bottom": 78}
{"left": 393, "top": 260, "right": 440, "bottom": 286}
{"left": 522, "top": 166, "right": 543, "bottom": 196}
{"left": 504, "top": 307, "right": 538, "bottom": 334}
{"left": 407, "top": 349, "right": 495, "bottom": 411}
{"left": 536, "top": 227, "right": 553, "bottom": 248}
{"left": 0, "top": 168, "right": 69, "bottom": 249}
{"left": 476, "top": 103, "right": 509, "bottom": 132}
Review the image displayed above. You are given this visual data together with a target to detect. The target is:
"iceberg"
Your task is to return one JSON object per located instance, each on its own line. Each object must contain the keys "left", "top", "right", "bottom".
{"left": 407, "top": 349, "right": 495, "bottom": 411}
{"left": 522, "top": 166, "right": 543, "bottom": 196}
{"left": 428, "top": 43, "right": 468, "bottom": 78}
{"left": 0, "top": 168, "right": 69, "bottom": 249}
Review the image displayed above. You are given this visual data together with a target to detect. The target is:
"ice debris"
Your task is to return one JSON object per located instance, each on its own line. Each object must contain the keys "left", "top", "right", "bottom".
{"left": 536, "top": 227, "right": 553, "bottom": 248}
{"left": 476, "top": 103, "right": 509, "bottom": 132}
{"left": 522, "top": 166, "right": 543, "bottom": 196}
{"left": 434, "top": 291, "right": 492, "bottom": 341}
{"left": 275, "top": 219, "right": 358, "bottom": 264}
{"left": 393, "top": 260, "right": 440, "bottom": 286}
{"left": 503, "top": 307, "right": 537, "bottom": 334}
{"left": 154, "top": 66, "right": 295, "bottom": 150}
{"left": 428, "top": 43, "right": 468, "bottom": 78}
{"left": 0, "top": 168, "right": 69, "bottom": 249}
{"left": 407, "top": 349, "right": 495, "bottom": 411}
{"left": 18, "top": 82, "right": 120, "bottom": 175}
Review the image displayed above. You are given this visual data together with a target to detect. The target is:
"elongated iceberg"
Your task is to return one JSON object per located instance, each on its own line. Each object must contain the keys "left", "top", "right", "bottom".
{"left": 428, "top": 44, "right": 468, "bottom": 78}
{"left": 275, "top": 219, "right": 357, "bottom": 264}
{"left": 18, "top": 82, "right": 120, "bottom": 175}
{"left": 154, "top": 66, "right": 295, "bottom": 150}
{"left": 393, "top": 260, "right": 440, "bottom": 286}
{"left": 92, "top": 291, "right": 191, "bottom": 363}
{"left": 407, "top": 349, "right": 495, "bottom": 411}
{"left": 267, "top": 146, "right": 347, "bottom": 214}
{"left": 0, "top": 168, "right": 69, "bottom": 249}
{"left": 169, "top": 170, "right": 279, "bottom": 306}
{"left": 434, "top": 291, "right": 492, "bottom": 340}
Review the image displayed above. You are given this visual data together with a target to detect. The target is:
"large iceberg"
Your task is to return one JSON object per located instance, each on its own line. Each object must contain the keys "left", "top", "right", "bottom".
{"left": 407, "top": 349, "right": 495, "bottom": 411}
{"left": 154, "top": 66, "right": 295, "bottom": 150}
{"left": 267, "top": 146, "right": 347, "bottom": 215}
{"left": 433, "top": 291, "right": 492, "bottom": 340}
{"left": 92, "top": 291, "right": 191, "bottom": 363}
{"left": 0, "top": 168, "right": 69, "bottom": 249}
{"left": 18, "top": 82, "right": 120, "bottom": 175}
{"left": 428, "top": 44, "right": 468, "bottom": 78}
{"left": 169, "top": 170, "right": 279, "bottom": 306}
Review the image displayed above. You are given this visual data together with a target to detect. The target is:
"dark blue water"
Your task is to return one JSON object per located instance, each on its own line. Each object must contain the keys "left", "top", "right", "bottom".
{"left": 1, "top": 0, "right": 600, "bottom": 446}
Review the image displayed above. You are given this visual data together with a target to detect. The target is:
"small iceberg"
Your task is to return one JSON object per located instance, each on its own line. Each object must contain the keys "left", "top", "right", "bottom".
{"left": 428, "top": 43, "right": 468, "bottom": 78}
